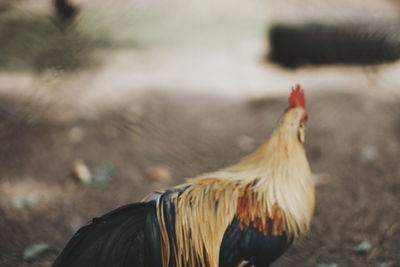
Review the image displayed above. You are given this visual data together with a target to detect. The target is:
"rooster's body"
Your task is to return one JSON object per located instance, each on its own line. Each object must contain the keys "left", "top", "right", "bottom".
{"left": 53, "top": 85, "right": 315, "bottom": 267}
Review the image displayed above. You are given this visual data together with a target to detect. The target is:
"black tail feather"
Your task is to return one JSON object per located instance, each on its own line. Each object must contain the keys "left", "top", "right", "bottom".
{"left": 52, "top": 201, "right": 161, "bottom": 267}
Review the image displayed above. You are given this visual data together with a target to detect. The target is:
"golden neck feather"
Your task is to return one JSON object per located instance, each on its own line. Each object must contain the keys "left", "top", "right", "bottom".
{"left": 157, "top": 107, "right": 315, "bottom": 267}
{"left": 214, "top": 109, "right": 315, "bottom": 237}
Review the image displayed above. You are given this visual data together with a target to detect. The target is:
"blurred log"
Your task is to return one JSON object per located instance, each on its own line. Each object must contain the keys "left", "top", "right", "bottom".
{"left": 268, "top": 19, "right": 400, "bottom": 68}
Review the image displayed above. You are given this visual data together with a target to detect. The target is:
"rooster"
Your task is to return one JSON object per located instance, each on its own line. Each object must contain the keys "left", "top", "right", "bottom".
{"left": 53, "top": 84, "right": 315, "bottom": 267}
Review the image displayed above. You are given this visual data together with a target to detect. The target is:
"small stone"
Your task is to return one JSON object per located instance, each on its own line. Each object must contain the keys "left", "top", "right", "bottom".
{"left": 145, "top": 165, "right": 172, "bottom": 183}
{"left": 315, "top": 264, "right": 338, "bottom": 267}
{"left": 378, "top": 261, "right": 397, "bottom": 267}
{"left": 12, "top": 194, "right": 40, "bottom": 210}
{"left": 71, "top": 160, "right": 92, "bottom": 184}
{"left": 91, "top": 165, "right": 117, "bottom": 187}
{"left": 358, "top": 145, "right": 378, "bottom": 163}
{"left": 22, "top": 243, "right": 51, "bottom": 262}
{"left": 312, "top": 173, "right": 331, "bottom": 186}
{"left": 236, "top": 135, "right": 255, "bottom": 151}
{"left": 68, "top": 126, "right": 84, "bottom": 143}
{"left": 354, "top": 240, "right": 372, "bottom": 254}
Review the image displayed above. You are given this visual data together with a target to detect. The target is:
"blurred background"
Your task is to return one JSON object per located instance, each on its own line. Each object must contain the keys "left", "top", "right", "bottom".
{"left": 1, "top": 0, "right": 400, "bottom": 266}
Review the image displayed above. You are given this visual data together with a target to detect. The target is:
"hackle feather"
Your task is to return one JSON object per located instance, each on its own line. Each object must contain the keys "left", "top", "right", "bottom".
{"left": 156, "top": 106, "right": 315, "bottom": 267}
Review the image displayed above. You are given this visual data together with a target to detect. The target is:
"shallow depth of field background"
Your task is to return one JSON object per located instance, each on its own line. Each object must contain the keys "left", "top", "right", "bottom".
{"left": 1, "top": 0, "right": 400, "bottom": 266}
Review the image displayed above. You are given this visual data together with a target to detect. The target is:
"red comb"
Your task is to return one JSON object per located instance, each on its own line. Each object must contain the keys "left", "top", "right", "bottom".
{"left": 288, "top": 84, "right": 306, "bottom": 108}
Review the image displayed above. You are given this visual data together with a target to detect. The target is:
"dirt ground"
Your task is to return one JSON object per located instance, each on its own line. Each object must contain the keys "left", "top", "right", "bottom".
{"left": 1, "top": 0, "right": 400, "bottom": 267}
{"left": 1, "top": 89, "right": 400, "bottom": 267}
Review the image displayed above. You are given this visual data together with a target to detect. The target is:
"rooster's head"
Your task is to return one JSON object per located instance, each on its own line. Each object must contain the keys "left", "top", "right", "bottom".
{"left": 280, "top": 84, "right": 308, "bottom": 144}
